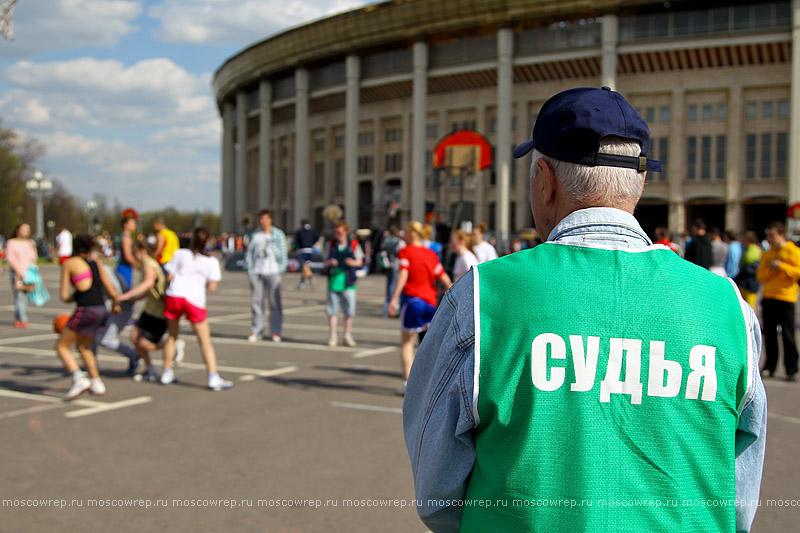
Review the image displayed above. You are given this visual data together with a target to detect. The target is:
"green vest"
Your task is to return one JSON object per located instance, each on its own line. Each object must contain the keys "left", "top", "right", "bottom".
{"left": 462, "top": 243, "right": 750, "bottom": 532}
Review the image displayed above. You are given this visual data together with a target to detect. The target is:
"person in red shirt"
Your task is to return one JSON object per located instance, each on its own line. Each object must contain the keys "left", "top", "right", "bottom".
{"left": 389, "top": 221, "right": 452, "bottom": 394}
{"left": 653, "top": 226, "right": 680, "bottom": 254}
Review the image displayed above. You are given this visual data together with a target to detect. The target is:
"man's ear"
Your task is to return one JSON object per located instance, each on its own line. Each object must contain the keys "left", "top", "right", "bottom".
{"left": 538, "top": 159, "right": 556, "bottom": 204}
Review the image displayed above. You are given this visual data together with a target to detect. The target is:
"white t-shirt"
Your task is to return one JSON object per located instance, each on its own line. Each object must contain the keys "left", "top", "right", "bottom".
{"left": 453, "top": 250, "right": 478, "bottom": 282}
{"left": 56, "top": 229, "right": 72, "bottom": 257}
{"left": 164, "top": 249, "right": 221, "bottom": 309}
{"left": 473, "top": 241, "right": 498, "bottom": 264}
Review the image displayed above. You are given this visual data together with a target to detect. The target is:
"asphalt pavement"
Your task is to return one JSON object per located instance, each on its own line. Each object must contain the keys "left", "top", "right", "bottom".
{"left": 0, "top": 264, "right": 797, "bottom": 532}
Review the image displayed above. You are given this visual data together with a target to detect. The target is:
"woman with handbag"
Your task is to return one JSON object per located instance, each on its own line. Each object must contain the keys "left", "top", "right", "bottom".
{"left": 6, "top": 222, "right": 37, "bottom": 328}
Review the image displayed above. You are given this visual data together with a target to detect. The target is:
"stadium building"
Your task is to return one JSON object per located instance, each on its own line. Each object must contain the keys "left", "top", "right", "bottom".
{"left": 213, "top": 0, "right": 800, "bottom": 243}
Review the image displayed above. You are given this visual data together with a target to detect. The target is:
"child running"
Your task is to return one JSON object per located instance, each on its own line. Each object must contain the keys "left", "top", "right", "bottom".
{"left": 116, "top": 240, "right": 185, "bottom": 382}
{"left": 57, "top": 234, "right": 120, "bottom": 400}
{"left": 160, "top": 227, "right": 232, "bottom": 391}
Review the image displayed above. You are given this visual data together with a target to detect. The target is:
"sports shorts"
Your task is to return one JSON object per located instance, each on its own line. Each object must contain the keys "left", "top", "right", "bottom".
{"left": 136, "top": 311, "right": 167, "bottom": 344}
{"left": 66, "top": 305, "right": 110, "bottom": 337}
{"left": 164, "top": 296, "right": 207, "bottom": 324}
{"left": 399, "top": 295, "right": 436, "bottom": 333}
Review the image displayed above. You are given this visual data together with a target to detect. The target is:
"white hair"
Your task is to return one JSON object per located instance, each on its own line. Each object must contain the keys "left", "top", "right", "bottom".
{"left": 530, "top": 136, "right": 645, "bottom": 207}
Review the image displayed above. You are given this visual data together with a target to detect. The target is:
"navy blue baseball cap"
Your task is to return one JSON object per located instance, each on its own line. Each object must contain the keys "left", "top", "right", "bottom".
{"left": 513, "top": 86, "right": 662, "bottom": 172}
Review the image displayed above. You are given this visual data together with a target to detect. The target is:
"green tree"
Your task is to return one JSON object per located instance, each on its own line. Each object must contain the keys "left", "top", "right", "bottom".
{"left": 0, "top": 121, "right": 43, "bottom": 236}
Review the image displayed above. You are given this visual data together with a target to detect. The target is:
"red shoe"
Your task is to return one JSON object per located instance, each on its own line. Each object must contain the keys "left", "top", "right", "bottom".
{"left": 13, "top": 321, "right": 28, "bottom": 328}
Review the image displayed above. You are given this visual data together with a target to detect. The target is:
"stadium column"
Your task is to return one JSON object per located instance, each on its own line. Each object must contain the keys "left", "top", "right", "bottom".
{"left": 259, "top": 81, "right": 272, "bottom": 211}
{"left": 235, "top": 91, "right": 247, "bottom": 233}
{"left": 221, "top": 100, "right": 235, "bottom": 233}
{"left": 726, "top": 85, "right": 743, "bottom": 231}
{"left": 295, "top": 68, "right": 310, "bottom": 229}
{"left": 412, "top": 41, "right": 428, "bottom": 223}
{"left": 345, "top": 55, "right": 359, "bottom": 230}
{"left": 601, "top": 14, "right": 618, "bottom": 89}
{"left": 789, "top": 0, "right": 800, "bottom": 209}
{"left": 496, "top": 27, "right": 513, "bottom": 253}
{"left": 668, "top": 88, "right": 686, "bottom": 238}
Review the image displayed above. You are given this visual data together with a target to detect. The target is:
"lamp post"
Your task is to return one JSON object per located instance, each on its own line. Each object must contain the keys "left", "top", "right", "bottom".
{"left": 25, "top": 170, "right": 53, "bottom": 239}
{"left": 86, "top": 200, "right": 98, "bottom": 235}
{"left": 46, "top": 220, "right": 56, "bottom": 245}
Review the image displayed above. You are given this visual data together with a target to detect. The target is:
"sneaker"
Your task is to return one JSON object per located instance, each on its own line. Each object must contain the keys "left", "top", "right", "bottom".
{"left": 89, "top": 379, "right": 106, "bottom": 396}
{"left": 328, "top": 335, "right": 338, "bottom": 347}
{"left": 760, "top": 368, "right": 774, "bottom": 379}
{"left": 126, "top": 354, "right": 140, "bottom": 376}
{"left": 174, "top": 338, "right": 186, "bottom": 365}
{"left": 13, "top": 321, "right": 28, "bottom": 329}
{"left": 247, "top": 334, "right": 259, "bottom": 343}
{"left": 271, "top": 334, "right": 282, "bottom": 343}
{"left": 160, "top": 368, "right": 177, "bottom": 385}
{"left": 343, "top": 333, "right": 357, "bottom": 347}
{"left": 787, "top": 374, "right": 797, "bottom": 382}
{"left": 297, "top": 280, "right": 305, "bottom": 289}
{"left": 396, "top": 381, "right": 407, "bottom": 396}
{"left": 208, "top": 374, "right": 233, "bottom": 391}
{"left": 64, "top": 375, "right": 91, "bottom": 401}
{"left": 132, "top": 369, "right": 158, "bottom": 383}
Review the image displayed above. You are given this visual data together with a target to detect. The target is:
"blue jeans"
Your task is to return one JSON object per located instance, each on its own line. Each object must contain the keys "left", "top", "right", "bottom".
{"left": 10, "top": 270, "right": 27, "bottom": 322}
{"left": 383, "top": 268, "right": 399, "bottom": 317}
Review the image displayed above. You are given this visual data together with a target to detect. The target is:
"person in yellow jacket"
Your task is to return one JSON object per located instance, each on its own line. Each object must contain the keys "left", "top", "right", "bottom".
{"left": 153, "top": 217, "right": 180, "bottom": 265}
{"left": 756, "top": 221, "right": 800, "bottom": 381}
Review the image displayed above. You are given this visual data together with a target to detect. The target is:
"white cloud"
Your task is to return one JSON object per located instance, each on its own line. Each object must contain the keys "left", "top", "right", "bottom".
{"left": 148, "top": 0, "right": 372, "bottom": 45}
{"left": 4, "top": 0, "right": 141, "bottom": 58}
{"left": 146, "top": 120, "right": 220, "bottom": 150}
{"left": 33, "top": 131, "right": 219, "bottom": 211}
{"left": 0, "top": 57, "right": 217, "bottom": 130}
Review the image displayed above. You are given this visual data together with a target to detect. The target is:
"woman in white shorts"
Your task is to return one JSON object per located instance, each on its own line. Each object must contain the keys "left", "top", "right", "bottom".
{"left": 160, "top": 227, "right": 232, "bottom": 391}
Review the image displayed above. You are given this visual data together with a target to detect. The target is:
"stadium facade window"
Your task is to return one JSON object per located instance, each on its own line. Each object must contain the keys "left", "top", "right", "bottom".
{"left": 384, "top": 153, "right": 402, "bottom": 172}
{"left": 716, "top": 135, "right": 727, "bottom": 179}
{"left": 777, "top": 132, "right": 788, "bottom": 178}
{"left": 701, "top": 136, "right": 712, "bottom": 179}
{"left": 717, "top": 103, "right": 728, "bottom": 120}
{"left": 746, "top": 102, "right": 757, "bottom": 118}
{"left": 357, "top": 155, "right": 374, "bottom": 174}
{"left": 687, "top": 136, "right": 697, "bottom": 179}
{"left": 358, "top": 131, "right": 374, "bottom": 145}
{"left": 659, "top": 106, "right": 670, "bottom": 123}
{"left": 688, "top": 105, "right": 698, "bottom": 121}
{"left": 761, "top": 133, "right": 772, "bottom": 178}
{"left": 314, "top": 162, "right": 325, "bottom": 195}
{"left": 745, "top": 134, "right": 756, "bottom": 178}
{"left": 334, "top": 159, "right": 344, "bottom": 194}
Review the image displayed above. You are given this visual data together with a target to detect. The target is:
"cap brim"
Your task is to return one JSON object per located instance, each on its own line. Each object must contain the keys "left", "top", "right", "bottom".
{"left": 513, "top": 139, "right": 535, "bottom": 159}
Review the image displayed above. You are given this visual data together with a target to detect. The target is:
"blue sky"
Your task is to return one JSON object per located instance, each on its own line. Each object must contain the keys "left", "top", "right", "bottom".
{"left": 0, "top": 0, "right": 374, "bottom": 213}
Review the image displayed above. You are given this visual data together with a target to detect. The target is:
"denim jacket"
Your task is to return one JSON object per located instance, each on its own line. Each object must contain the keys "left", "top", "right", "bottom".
{"left": 403, "top": 207, "right": 767, "bottom": 532}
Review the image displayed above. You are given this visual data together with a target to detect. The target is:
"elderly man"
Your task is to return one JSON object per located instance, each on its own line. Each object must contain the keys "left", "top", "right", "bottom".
{"left": 403, "top": 87, "right": 766, "bottom": 532}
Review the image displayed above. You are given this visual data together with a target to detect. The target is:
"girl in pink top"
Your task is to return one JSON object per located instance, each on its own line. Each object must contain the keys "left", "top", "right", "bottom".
{"left": 6, "top": 223, "right": 37, "bottom": 328}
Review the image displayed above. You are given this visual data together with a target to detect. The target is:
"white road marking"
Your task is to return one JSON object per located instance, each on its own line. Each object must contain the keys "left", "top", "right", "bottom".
{"left": 0, "top": 403, "right": 72, "bottom": 419}
{"left": 0, "top": 388, "right": 102, "bottom": 406}
{"left": 352, "top": 346, "right": 397, "bottom": 359}
{"left": 210, "top": 336, "right": 360, "bottom": 352}
{"left": 0, "top": 333, "right": 58, "bottom": 345}
{"left": 206, "top": 313, "right": 252, "bottom": 324}
{"left": 64, "top": 396, "right": 153, "bottom": 418}
{"left": 331, "top": 401, "right": 402, "bottom": 414}
{"left": 0, "top": 346, "right": 57, "bottom": 356}
{"left": 239, "top": 366, "right": 299, "bottom": 381}
{"left": 769, "top": 412, "right": 800, "bottom": 425}
{"left": 283, "top": 305, "right": 327, "bottom": 315}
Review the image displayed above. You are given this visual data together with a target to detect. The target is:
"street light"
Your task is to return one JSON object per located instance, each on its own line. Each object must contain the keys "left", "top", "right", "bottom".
{"left": 87, "top": 200, "right": 98, "bottom": 235}
{"left": 25, "top": 170, "right": 53, "bottom": 239}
